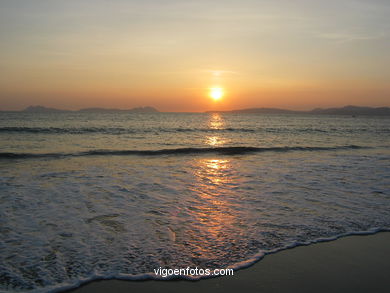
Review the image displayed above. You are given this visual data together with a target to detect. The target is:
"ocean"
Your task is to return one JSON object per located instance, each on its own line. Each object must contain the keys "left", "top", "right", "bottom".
{"left": 0, "top": 112, "right": 389, "bottom": 292}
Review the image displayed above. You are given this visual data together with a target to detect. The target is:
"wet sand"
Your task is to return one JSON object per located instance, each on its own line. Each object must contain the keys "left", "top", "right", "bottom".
{"left": 68, "top": 232, "right": 390, "bottom": 293}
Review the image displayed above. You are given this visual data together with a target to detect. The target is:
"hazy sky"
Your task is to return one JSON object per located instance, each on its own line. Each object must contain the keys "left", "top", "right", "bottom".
{"left": 0, "top": 0, "right": 389, "bottom": 111}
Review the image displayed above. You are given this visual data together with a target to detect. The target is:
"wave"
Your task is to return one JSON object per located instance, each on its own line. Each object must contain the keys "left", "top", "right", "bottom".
{"left": 0, "top": 145, "right": 370, "bottom": 160}
{"left": 23, "top": 228, "right": 390, "bottom": 293}
{"left": 0, "top": 126, "right": 255, "bottom": 134}
{"left": 2, "top": 126, "right": 388, "bottom": 135}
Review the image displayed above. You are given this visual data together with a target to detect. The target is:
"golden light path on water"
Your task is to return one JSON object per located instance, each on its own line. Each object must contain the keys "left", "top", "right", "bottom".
{"left": 209, "top": 113, "right": 224, "bottom": 130}
{"left": 204, "top": 113, "right": 229, "bottom": 147}
{"left": 184, "top": 113, "right": 242, "bottom": 259}
{"left": 187, "top": 158, "right": 239, "bottom": 259}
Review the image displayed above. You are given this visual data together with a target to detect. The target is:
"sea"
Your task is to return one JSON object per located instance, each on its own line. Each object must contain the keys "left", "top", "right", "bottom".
{"left": 0, "top": 111, "right": 389, "bottom": 292}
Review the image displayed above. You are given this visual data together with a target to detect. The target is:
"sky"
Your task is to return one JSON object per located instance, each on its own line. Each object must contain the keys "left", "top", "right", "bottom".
{"left": 0, "top": 0, "right": 389, "bottom": 111}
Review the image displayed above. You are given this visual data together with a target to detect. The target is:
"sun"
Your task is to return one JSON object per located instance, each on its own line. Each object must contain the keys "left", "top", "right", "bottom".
{"left": 209, "top": 87, "right": 224, "bottom": 101}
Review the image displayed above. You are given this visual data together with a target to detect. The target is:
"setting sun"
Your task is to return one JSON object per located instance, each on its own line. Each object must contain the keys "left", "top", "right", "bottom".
{"left": 209, "top": 87, "right": 224, "bottom": 101}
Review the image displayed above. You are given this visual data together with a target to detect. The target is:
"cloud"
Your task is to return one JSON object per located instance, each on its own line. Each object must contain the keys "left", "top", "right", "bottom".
{"left": 201, "top": 69, "right": 240, "bottom": 76}
{"left": 317, "top": 32, "right": 386, "bottom": 42}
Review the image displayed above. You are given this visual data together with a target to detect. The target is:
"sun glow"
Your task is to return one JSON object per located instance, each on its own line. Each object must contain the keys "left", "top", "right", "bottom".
{"left": 209, "top": 87, "right": 224, "bottom": 101}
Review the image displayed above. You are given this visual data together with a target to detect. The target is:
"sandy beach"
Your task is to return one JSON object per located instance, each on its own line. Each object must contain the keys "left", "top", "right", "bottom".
{"left": 68, "top": 232, "right": 390, "bottom": 293}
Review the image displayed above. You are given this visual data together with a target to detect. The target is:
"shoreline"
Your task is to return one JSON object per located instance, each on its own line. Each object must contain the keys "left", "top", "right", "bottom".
{"left": 66, "top": 231, "right": 390, "bottom": 293}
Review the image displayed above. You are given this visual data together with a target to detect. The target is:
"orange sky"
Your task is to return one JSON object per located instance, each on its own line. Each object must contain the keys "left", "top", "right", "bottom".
{"left": 0, "top": 0, "right": 389, "bottom": 111}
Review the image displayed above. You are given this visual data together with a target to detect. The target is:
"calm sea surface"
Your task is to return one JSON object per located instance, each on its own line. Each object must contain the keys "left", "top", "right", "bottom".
{"left": 1, "top": 112, "right": 389, "bottom": 292}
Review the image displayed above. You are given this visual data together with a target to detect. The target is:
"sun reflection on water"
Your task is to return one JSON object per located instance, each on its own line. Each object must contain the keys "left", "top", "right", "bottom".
{"left": 205, "top": 113, "right": 229, "bottom": 147}
{"left": 205, "top": 136, "right": 226, "bottom": 147}
{"left": 209, "top": 113, "right": 224, "bottom": 130}
{"left": 185, "top": 158, "right": 242, "bottom": 260}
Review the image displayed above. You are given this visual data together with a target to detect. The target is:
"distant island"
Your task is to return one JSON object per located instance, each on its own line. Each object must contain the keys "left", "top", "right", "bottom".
{"left": 207, "top": 105, "right": 390, "bottom": 116}
{"left": 21, "top": 105, "right": 159, "bottom": 113}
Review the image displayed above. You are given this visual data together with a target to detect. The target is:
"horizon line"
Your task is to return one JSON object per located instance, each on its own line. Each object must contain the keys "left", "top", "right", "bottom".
{"left": 1, "top": 104, "right": 390, "bottom": 113}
